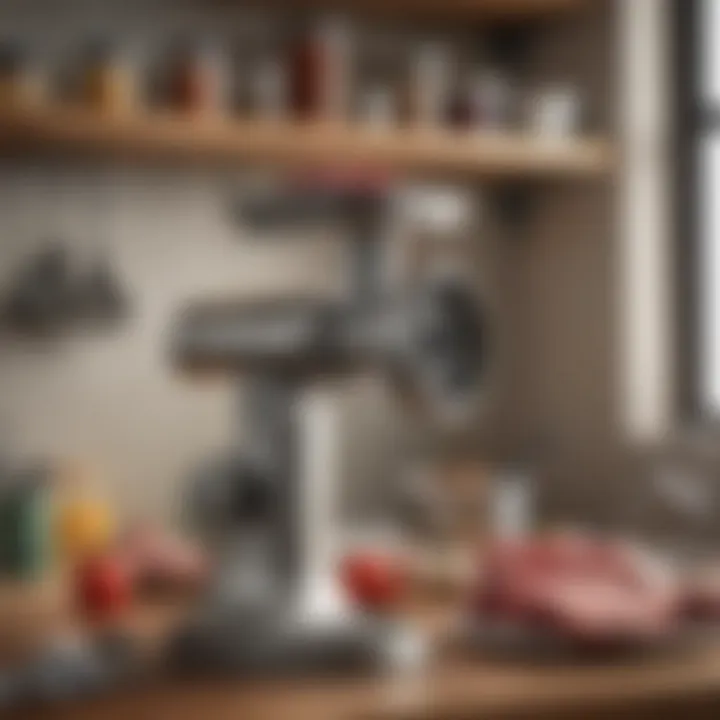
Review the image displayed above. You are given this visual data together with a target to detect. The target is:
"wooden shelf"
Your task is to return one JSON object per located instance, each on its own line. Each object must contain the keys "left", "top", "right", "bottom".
{"left": 256, "top": 0, "right": 589, "bottom": 22}
{"left": 0, "top": 106, "right": 614, "bottom": 180}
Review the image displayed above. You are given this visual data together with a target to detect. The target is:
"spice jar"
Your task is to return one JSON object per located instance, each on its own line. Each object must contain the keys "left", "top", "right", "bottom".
{"left": 406, "top": 42, "right": 452, "bottom": 129}
{"left": 168, "top": 40, "right": 227, "bottom": 116}
{"left": 0, "top": 41, "right": 45, "bottom": 109}
{"left": 357, "top": 83, "right": 396, "bottom": 129}
{"left": 289, "top": 17, "right": 352, "bottom": 121}
{"left": 80, "top": 40, "right": 137, "bottom": 114}
{"left": 355, "top": 35, "right": 402, "bottom": 129}
{"left": 528, "top": 84, "right": 583, "bottom": 137}
{"left": 447, "top": 83, "right": 473, "bottom": 130}
{"left": 253, "top": 55, "right": 287, "bottom": 120}
{"left": 469, "top": 69, "right": 514, "bottom": 131}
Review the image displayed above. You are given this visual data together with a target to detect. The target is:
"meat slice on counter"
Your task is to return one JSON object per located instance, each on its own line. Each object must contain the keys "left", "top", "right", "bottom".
{"left": 472, "top": 532, "right": 680, "bottom": 645}
{"left": 117, "top": 523, "right": 209, "bottom": 593}
{"left": 681, "top": 567, "right": 720, "bottom": 621}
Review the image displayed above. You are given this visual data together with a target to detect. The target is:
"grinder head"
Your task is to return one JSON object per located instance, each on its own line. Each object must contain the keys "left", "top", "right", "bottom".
{"left": 172, "top": 277, "right": 487, "bottom": 424}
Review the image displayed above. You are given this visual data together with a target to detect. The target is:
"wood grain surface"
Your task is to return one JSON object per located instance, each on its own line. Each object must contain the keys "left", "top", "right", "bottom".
{"left": 4, "top": 582, "right": 720, "bottom": 720}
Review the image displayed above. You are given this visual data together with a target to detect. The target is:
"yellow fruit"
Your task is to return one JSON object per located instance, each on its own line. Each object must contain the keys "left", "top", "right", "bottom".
{"left": 57, "top": 500, "right": 114, "bottom": 561}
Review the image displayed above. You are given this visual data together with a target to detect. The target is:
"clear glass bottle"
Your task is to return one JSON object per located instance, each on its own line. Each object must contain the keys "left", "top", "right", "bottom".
{"left": 80, "top": 39, "right": 137, "bottom": 115}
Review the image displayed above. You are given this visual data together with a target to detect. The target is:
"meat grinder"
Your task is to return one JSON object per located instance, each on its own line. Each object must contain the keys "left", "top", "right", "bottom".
{"left": 168, "top": 179, "right": 488, "bottom": 675}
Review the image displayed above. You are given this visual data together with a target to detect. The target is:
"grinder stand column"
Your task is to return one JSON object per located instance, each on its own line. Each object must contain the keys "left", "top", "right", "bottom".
{"left": 226, "top": 375, "right": 348, "bottom": 625}
{"left": 294, "top": 382, "right": 349, "bottom": 624}
{"left": 209, "top": 376, "right": 299, "bottom": 614}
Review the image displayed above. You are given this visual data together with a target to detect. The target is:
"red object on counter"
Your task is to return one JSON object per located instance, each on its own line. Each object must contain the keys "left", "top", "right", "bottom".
{"left": 75, "top": 554, "right": 132, "bottom": 620}
{"left": 680, "top": 571, "right": 720, "bottom": 621}
{"left": 340, "top": 552, "right": 406, "bottom": 612}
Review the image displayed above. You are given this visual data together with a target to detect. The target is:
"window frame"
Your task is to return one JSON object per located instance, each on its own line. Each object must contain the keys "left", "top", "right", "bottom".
{"left": 676, "top": 0, "right": 704, "bottom": 420}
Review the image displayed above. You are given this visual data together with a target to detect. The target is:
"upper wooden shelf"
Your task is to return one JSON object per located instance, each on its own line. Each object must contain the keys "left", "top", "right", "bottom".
{"left": 256, "top": 0, "right": 589, "bottom": 22}
{"left": 0, "top": 106, "right": 614, "bottom": 181}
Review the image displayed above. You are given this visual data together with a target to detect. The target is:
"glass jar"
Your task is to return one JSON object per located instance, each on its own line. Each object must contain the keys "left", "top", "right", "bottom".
{"left": 168, "top": 40, "right": 227, "bottom": 117}
{"left": 80, "top": 40, "right": 137, "bottom": 114}
{"left": 289, "top": 17, "right": 352, "bottom": 122}
{"left": 406, "top": 42, "right": 453, "bottom": 129}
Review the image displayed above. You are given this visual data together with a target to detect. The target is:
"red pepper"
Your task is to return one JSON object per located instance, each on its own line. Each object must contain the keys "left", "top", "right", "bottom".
{"left": 340, "top": 552, "right": 406, "bottom": 612}
{"left": 75, "top": 553, "right": 133, "bottom": 620}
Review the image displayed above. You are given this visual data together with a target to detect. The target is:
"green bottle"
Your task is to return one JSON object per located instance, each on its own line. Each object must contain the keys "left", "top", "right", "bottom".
{"left": 0, "top": 466, "right": 53, "bottom": 580}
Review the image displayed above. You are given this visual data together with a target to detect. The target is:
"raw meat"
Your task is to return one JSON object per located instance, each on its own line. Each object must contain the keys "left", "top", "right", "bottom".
{"left": 117, "top": 524, "right": 209, "bottom": 593}
{"left": 681, "top": 568, "right": 720, "bottom": 621}
{"left": 472, "top": 532, "right": 680, "bottom": 645}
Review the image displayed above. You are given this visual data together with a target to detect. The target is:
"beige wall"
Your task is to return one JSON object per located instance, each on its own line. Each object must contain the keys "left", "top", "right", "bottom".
{"left": 0, "top": 166, "right": 350, "bottom": 520}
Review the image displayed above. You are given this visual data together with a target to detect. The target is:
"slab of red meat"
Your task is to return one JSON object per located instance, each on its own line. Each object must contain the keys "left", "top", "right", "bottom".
{"left": 472, "top": 533, "right": 680, "bottom": 645}
{"left": 681, "top": 568, "right": 720, "bottom": 621}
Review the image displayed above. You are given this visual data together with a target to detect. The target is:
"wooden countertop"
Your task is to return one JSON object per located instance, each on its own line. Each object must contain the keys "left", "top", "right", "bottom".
{"left": 5, "top": 581, "right": 720, "bottom": 720}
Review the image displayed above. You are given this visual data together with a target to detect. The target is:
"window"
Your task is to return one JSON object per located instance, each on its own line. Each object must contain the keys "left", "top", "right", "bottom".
{"left": 679, "top": 0, "right": 720, "bottom": 416}
{"left": 676, "top": 0, "right": 720, "bottom": 417}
